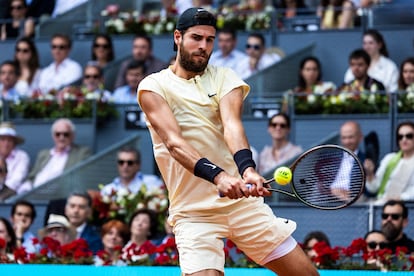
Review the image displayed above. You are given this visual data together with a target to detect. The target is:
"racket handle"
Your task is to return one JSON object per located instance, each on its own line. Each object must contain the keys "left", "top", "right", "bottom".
{"left": 219, "top": 184, "right": 253, "bottom": 197}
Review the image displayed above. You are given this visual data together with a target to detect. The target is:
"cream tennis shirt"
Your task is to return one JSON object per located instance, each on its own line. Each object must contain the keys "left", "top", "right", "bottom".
{"left": 138, "top": 65, "right": 260, "bottom": 224}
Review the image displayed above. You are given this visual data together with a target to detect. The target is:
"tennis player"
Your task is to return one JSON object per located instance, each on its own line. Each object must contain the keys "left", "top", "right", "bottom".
{"left": 137, "top": 7, "right": 319, "bottom": 276}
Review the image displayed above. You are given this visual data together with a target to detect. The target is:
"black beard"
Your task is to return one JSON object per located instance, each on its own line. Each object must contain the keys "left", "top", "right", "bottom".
{"left": 178, "top": 43, "right": 209, "bottom": 73}
{"left": 382, "top": 221, "right": 401, "bottom": 241}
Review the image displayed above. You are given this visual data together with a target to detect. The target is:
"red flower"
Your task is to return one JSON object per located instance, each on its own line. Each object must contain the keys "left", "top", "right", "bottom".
{"left": 0, "top": 238, "right": 6, "bottom": 249}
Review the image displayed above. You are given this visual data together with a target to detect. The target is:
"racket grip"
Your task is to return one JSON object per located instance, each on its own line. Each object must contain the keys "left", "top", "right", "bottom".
{"left": 219, "top": 184, "right": 253, "bottom": 197}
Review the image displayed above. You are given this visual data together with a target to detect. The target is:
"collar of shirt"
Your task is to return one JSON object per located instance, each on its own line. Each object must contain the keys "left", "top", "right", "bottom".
{"left": 50, "top": 145, "right": 71, "bottom": 156}
{"left": 113, "top": 171, "right": 143, "bottom": 186}
{"left": 76, "top": 222, "right": 87, "bottom": 238}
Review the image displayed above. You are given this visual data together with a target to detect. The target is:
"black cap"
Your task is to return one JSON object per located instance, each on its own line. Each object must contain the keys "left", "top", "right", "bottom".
{"left": 176, "top": 7, "right": 217, "bottom": 31}
{"left": 174, "top": 8, "right": 217, "bottom": 51}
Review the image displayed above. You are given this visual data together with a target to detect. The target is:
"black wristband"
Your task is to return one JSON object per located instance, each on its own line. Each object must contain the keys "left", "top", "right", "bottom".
{"left": 194, "top": 158, "right": 224, "bottom": 184}
{"left": 234, "top": 149, "right": 256, "bottom": 176}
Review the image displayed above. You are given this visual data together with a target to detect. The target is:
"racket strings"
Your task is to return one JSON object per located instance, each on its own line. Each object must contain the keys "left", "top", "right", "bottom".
{"left": 292, "top": 147, "right": 364, "bottom": 209}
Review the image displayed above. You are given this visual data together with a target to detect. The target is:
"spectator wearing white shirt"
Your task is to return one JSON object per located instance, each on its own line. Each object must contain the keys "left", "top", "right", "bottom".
{"left": 238, "top": 32, "right": 281, "bottom": 80}
{"left": 38, "top": 33, "right": 82, "bottom": 94}
{"left": 0, "top": 122, "right": 30, "bottom": 200}
{"left": 344, "top": 29, "right": 399, "bottom": 93}
{"left": 101, "top": 146, "right": 164, "bottom": 197}
{"left": 209, "top": 28, "right": 248, "bottom": 76}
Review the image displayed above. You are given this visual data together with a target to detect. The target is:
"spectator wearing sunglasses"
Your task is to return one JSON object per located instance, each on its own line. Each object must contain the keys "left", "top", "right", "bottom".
{"left": 364, "top": 230, "right": 388, "bottom": 265}
{"left": 100, "top": 146, "right": 164, "bottom": 197}
{"left": 13, "top": 36, "right": 41, "bottom": 97}
{"left": 365, "top": 121, "right": 414, "bottom": 202}
{"left": 80, "top": 63, "right": 111, "bottom": 101}
{"left": 258, "top": 113, "right": 303, "bottom": 174}
{"left": 38, "top": 33, "right": 82, "bottom": 94}
{"left": 90, "top": 34, "right": 115, "bottom": 69}
{"left": 380, "top": 200, "right": 414, "bottom": 253}
{"left": 0, "top": 0, "right": 35, "bottom": 41}
{"left": 238, "top": 32, "right": 281, "bottom": 80}
{"left": 19, "top": 118, "right": 91, "bottom": 193}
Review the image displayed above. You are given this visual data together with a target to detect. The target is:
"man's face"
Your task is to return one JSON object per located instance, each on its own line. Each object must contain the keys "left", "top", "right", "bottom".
{"left": 126, "top": 67, "right": 145, "bottom": 91}
{"left": 11, "top": 205, "right": 33, "bottom": 231}
{"left": 217, "top": 32, "right": 235, "bottom": 56}
{"left": 177, "top": 25, "right": 215, "bottom": 73}
{"left": 381, "top": 205, "right": 406, "bottom": 241}
{"left": 132, "top": 38, "right": 151, "bottom": 61}
{"left": 50, "top": 37, "right": 70, "bottom": 64}
{"left": 82, "top": 66, "right": 102, "bottom": 91}
{"left": 65, "top": 195, "right": 90, "bottom": 227}
{"left": 117, "top": 151, "right": 140, "bottom": 183}
{"left": 350, "top": 58, "right": 369, "bottom": 80}
{"left": 52, "top": 122, "right": 74, "bottom": 151}
{"left": 340, "top": 123, "right": 361, "bottom": 152}
{"left": 0, "top": 64, "right": 18, "bottom": 90}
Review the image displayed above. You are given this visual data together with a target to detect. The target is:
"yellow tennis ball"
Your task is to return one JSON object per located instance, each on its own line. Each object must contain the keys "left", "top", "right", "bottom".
{"left": 274, "top": 166, "right": 292, "bottom": 185}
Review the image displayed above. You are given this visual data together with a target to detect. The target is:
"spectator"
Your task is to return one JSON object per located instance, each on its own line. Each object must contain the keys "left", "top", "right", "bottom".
{"left": 380, "top": 199, "right": 414, "bottom": 253}
{"left": 95, "top": 219, "right": 129, "bottom": 266}
{"left": 0, "top": 0, "right": 35, "bottom": 40}
{"left": 114, "top": 34, "right": 167, "bottom": 89}
{"left": 38, "top": 33, "right": 82, "bottom": 94}
{"left": 293, "top": 56, "right": 336, "bottom": 94}
{"left": 275, "top": 0, "right": 313, "bottom": 21}
{"left": 0, "top": 217, "right": 17, "bottom": 257}
{"left": 38, "top": 214, "right": 76, "bottom": 245}
{"left": 302, "top": 230, "right": 331, "bottom": 259}
{"left": 335, "top": 121, "right": 374, "bottom": 200}
{"left": 19, "top": 118, "right": 91, "bottom": 192}
{"left": 9, "top": 200, "right": 37, "bottom": 253}
{"left": 101, "top": 146, "right": 163, "bottom": 197}
{"left": 0, "top": 157, "right": 11, "bottom": 201}
{"left": 13, "top": 36, "right": 41, "bottom": 97}
{"left": 27, "top": 0, "right": 56, "bottom": 18}
{"left": 238, "top": 32, "right": 281, "bottom": 80}
{"left": 64, "top": 192, "right": 103, "bottom": 253}
{"left": 318, "top": 0, "right": 355, "bottom": 29}
{"left": 90, "top": 33, "right": 115, "bottom": 69}
{"left": 258, "top": 112, "right": 303, "bottom": 174}
{"left": 364, "top": 230, "right": 388, "bottom": 265}
{"left": 0, "top": 122, "right": 30, "bottom": 199}
{"left": 282, "top": 56, "right": 336, "bottom": 112}
{"left": 124, "top": 208, "right": 158, "bottom": 250}
{"left": 365, "top": 121, "right": 414, "bottom": 202}
{"left": 0, "top": 60, "right": 20, "bottom": 101}
{"left": 398, "top": 57, "right": 414, "bottom": 91}
{"left": 112, "top": 60, "right": 146, "bottom": 104}
{"left": 344, "top": 29, "right": 399, "bottom": 93}
{"left": 80, "top": 62, "right": 111, "bottom": 101}
{"left": 209, "top": 28, "right": 248, "bottom": 76}
{"left": 340, "top": 49, "right": 385, "bottom": 93}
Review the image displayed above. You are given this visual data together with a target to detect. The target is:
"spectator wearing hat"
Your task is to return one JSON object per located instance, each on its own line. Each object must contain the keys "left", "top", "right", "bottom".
{"left": 38, "top": 214, "right": 77, "bottom": 245}
{"left": 0, "top": 122, "right": 30, "bottom": 201}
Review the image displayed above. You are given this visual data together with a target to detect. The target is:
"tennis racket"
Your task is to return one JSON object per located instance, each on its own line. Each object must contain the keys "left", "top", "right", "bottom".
{"left": 249, "top": 144, "right": 365, "bottom": 210}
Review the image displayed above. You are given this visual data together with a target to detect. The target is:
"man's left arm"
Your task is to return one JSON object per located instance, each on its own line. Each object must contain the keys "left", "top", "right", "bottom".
{"left": 219, "top": 88, "right": 269, "bottom": 196}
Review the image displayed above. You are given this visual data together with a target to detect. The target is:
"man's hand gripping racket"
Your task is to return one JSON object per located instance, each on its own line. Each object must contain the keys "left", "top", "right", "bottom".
{"left": 226, "top": 145, "right": 365, "bottom": 210}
